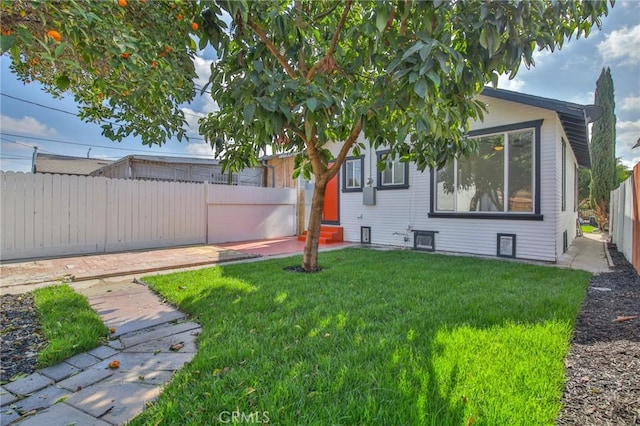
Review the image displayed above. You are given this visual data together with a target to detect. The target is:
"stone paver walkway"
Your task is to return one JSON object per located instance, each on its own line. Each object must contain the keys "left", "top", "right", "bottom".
{"left": 0, "top": 276, "right": 201, "bottom": 426}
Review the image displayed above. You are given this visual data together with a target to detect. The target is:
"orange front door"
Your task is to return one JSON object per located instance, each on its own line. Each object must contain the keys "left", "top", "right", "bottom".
{"left": 322, "top": 164, "right": 339, "bottom": 224}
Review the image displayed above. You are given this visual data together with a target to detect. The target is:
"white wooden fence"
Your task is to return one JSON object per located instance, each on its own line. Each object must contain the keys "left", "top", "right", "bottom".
{"left": 610, "top": 165, "right": 638, "bottom": 272}
{"left": 1, "top": 172, "right": 297, "bottom": 261}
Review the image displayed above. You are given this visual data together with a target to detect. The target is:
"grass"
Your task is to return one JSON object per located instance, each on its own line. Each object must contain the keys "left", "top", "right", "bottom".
{"left": 131, "top": 248, "right": 590, "bottom": 426}
{"left": 581, "top": 224, "right": 597, "bottom": 233}
{"left": 33, "top": 284, "right": 108, "bottom": 367}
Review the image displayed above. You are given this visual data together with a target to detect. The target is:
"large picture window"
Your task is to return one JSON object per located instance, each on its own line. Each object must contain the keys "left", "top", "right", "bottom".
{"left": 431, "top": 120, "right": 541, "bottom": 219}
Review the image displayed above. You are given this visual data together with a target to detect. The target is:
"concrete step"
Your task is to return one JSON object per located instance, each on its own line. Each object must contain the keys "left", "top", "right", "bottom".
{"left": 297, "top": 226, "right": 344, "bottom": 243}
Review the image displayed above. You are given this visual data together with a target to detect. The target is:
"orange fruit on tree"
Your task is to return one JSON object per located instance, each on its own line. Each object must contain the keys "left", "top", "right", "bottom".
{"left": 121, "top": 52, "right": 130, "bottom": 59}
{"left": 46, "top": 30, "right": 62, "bottom": 42}
{"left": 177, "top": 13, "right": 183, "bottom": 21}
{"left": 164, "top": 45, "right": 171, "bottom": 52}
{"left": 151, "top": 61, "right": 158, "bottom": 68}
{"left": 118, "top": 0, "right": 127, "bottom": 7}
{"left": 191, "top": 22, "right": 199, "bottom": 31}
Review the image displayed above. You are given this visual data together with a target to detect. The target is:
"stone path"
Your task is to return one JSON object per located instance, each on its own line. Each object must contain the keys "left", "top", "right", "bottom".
{"left": 0, "top": 276, "right": 200, "bottom": 425}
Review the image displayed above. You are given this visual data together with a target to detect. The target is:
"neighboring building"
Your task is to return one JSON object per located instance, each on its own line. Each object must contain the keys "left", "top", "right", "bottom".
{"left": 316, "top": 87, "right": 600, "bottom": 262}
{"left": 263, "top": 153, "right": 297, "bottom": 188}
{"left": 90, "top": 155, "right": 264, "bottom": 187}
{"left": 33, "top": 153, "right": 113, "bottom": 175}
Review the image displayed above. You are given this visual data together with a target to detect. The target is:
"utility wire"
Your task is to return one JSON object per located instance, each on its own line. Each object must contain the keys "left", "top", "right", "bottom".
{"left": 0, "top": 132, "right": 216, "bottom": 159}
{"left": 0, "top": 92, "right": 209, "bottom": 138}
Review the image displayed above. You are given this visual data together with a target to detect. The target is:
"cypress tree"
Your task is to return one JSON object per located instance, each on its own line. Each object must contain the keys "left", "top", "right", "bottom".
{"left": 589, "top": 67, "right": 616, "bottom": 229}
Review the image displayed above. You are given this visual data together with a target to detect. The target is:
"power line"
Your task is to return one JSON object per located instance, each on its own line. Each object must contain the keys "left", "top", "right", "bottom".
{"left": 1, "top": 93, "right": 79, "bottom": 117}
{"left": 0, "top": 92, "right": 208, "bottom": 140}
{"left": 0, "top": 132, "right": 216, "bottom": 159}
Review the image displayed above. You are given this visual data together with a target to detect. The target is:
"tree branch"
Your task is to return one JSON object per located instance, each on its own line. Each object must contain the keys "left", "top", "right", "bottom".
{"left": 294, "top": 1, "right": 308, "bottom": 77}
{"left": 306, "top": 0, "right": 352, "bottom": 81}
{"left": 284, "top": 123, "right": 305, "bottom": 141}
{"left": 247, "top": 18, "right": 297, "bottom": 79}
{"left": 312, "top": 2, "right": 341, "bottom": 22}
{"left": 327, "top": 117, "right": 363, "bottom": 180}
{"left": 305, "top": 125, "right": 327, "bottom": 180}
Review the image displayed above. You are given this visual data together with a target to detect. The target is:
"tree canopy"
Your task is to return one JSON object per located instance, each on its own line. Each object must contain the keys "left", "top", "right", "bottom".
{"left": 1, "top": 0, "right": 612, "bottom": 270}
{"left": 590, "top": 66, "right": 616, "bottom": 229}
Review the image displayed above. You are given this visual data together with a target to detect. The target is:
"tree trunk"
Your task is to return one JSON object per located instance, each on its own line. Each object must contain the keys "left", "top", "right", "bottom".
{"left": 302, "top": 179, "right": 327, "bottom": 271}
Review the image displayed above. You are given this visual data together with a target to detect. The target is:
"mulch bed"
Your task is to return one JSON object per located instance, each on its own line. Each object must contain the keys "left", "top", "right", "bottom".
{"left": 0, "top": 293, "right": 47, "bottom": 383}
{"left": 557, "top": 245, "right": 640, "bottom": 425}
{"left": 1, "top": 246, "right": 638, "bottom": 424}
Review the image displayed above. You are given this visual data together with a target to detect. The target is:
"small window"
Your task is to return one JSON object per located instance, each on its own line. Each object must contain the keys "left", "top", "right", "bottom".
{"left": 377, "top": 151, "right": 409, "bottom": 190}
{"left": 361, "top": 226, "right": 371, "bottom": 244}
{"left": 561, "top": 140, "right": 567, "bottom": 212}
{"left": 563, "top": 230, "right": 568, "bottom": 253}
{"left": 414, "top": 231, "right": 436, "bottom": 252}
{"left": 497, "top": 233, "right": 516, "bottom": 258}
{"left": 574, "top": 164, "right": 578, "bottom": 212}
{"left": 342, "top": 156, "right": 364, "bottom": 192}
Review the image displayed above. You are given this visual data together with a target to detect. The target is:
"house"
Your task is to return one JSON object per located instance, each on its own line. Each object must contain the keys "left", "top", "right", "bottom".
{"left": 33, "top": 153, "right": 113, "bottom": 175}
{"left": 90, "top": 154, "right": 264, "bottom": 186}
{"left": 316, "top": 87, "right": 600, "bottom": 262}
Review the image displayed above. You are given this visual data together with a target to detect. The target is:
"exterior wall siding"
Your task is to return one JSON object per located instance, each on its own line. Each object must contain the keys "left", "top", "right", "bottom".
{"left": 555, "top": 123, "right": 580, "bottom": 257}
{"left": 329, "top": 96, "right": 569, "bottom": 262}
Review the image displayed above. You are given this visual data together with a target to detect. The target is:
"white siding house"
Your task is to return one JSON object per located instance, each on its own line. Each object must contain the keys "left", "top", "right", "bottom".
{"left": 324, "top": 88, "right": 597, "bottom": 262}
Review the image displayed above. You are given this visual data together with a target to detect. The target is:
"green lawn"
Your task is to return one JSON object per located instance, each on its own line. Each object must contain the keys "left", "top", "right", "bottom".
{"left": 581, "top": 224, "right": 597, "bottom": 234}
{"left": 132, "top": 248, "right": 590, "bottom": 426}
{"left": 33, "top": 285, "right": 108, "bottom": 367}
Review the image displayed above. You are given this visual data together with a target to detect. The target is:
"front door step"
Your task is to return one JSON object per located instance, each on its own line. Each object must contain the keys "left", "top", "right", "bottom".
{"left": 297, "top": 226, "right": 344, "bottom": 244}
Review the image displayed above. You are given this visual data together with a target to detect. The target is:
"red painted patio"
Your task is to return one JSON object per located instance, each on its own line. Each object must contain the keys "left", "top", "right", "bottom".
{"left": 1, "top": 237, "right": 353, "bottom": 290}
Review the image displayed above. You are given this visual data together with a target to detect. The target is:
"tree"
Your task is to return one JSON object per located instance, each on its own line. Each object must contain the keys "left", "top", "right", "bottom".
{"left": 616, "top": 158, "right": 631, "bottom": 185}
{"left": 0, "top": 0, "right": 216, "bottom": 144}
{"left": 2, "top": 1, "right": 611, "bottom": 271}
{"left": 578, "top": 167, "right": 592, "bottom": 207}
{"left": 590, "top": 67, "right": 617, "bottom": 231}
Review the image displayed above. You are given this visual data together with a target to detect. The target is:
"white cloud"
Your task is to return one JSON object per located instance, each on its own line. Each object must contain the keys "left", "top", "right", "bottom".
{"left": 496, "top": 74, "right": 525, "bottom": 92}
{"left": 0, "top": 115, "right": 57, "bottom": 137}
{"left": 620, "top": 96, "right": 640, "bottom": 111}
{"left": 193, "top": 55, "right": 214, "bottom": 91}
{"left": 617, "top": 119, "right": 640, "bottom": 143}
{"left": 615, "top": 119, "right": 640, "bottom": 164}
{"left": 620, "top": 156, "right": 640, "bottom": 169}
{"left": 186, "top": 141, "right": 216, "bottom": 158}
{"left": 182, "top": 107, "right": 205, "bottom": 137}
{"left": 597, "top": 24, "right": 640, "bottom": 65}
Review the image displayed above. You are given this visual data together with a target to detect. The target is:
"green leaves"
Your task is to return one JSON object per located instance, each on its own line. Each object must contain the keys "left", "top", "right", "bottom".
{"left": 375, "top": 5, "right": 390, "bottom": 33}
{"left": 55, "top": 75, "right": 71, "bottom": 91}
{"left": 0, "top": 35, "right": 16, "bottom": 53}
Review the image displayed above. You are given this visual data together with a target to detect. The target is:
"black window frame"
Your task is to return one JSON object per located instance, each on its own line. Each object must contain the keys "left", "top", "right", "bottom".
{"left": 342, "top": 155, "right": 365, "bottom": 193}
{"left": 562, "top": 139, "right": 567, "bottom": 212}
{"left": 376, "top": 150, "right": 409, "bottom": 190}
{"left": 429, "top": 119, "right": 543, "bottom": 221}
{"left": 361, "top": 226, "right": 371, "bottom": 244}
{"left": 497, "top": 233, "right": 517, "bottom": 258}
{"left": 413, "top": 230, "right": 437, "bottom": 252}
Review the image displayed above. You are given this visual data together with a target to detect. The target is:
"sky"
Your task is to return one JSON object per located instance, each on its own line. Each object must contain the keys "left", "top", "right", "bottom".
{"left": 1, "top": 2, "right": 639, "bottom": 173}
